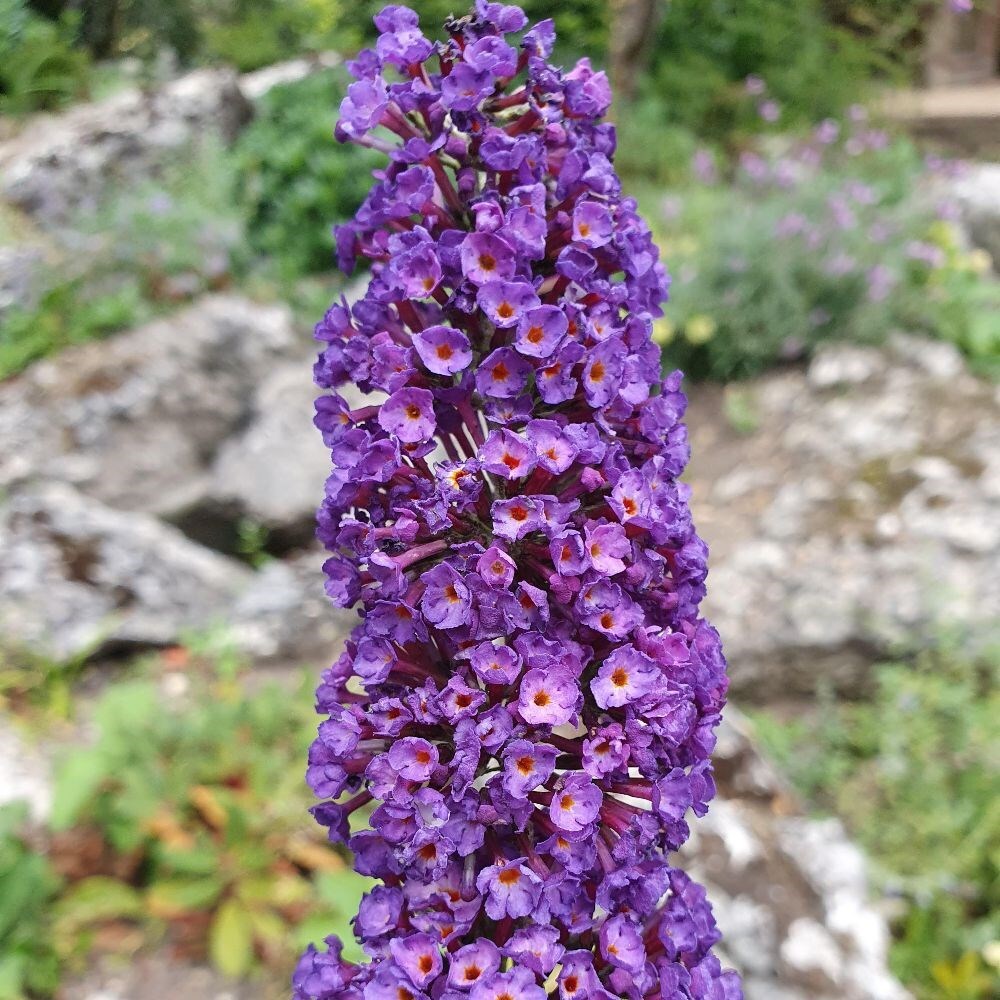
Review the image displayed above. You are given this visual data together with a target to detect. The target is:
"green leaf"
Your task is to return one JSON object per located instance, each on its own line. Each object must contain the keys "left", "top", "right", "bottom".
{"left": 49, "top": 751, "right": 109, "bottom": 830}
{"left": 0, "top": 851, "right": 52, "bottom": 941}
{"left": 155, "top": 841, "right": 220, "bottom": 877}
{"left": 209, "top": 898, "right": 255, "bottom": 979}
{"left": 51, "top": 877, "right": 143, "bottom": 935}
{"left": 0, "top": 952, "right": 28, "bottom": 1000}
{"left": 146, "top": 877, "right": 225, "bottom": 918}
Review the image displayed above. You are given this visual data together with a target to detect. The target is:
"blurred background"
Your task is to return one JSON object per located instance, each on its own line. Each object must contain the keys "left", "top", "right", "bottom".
{"left": 0, "top": 2, "right": 998, "bottom": 999}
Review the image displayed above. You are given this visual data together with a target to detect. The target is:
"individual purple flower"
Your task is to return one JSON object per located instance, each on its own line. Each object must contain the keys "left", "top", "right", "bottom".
{"left": 582, "top": 724, "right": 630, "bottom": 777}
{"left": 389, "top": 933, "right": 443, "bottom": 989}
{"left": 386, "top": 737, "right": 439, "bottom": 782}
{"left": 526, "top": 419, "right": 577, "bottom": 473}
{"left": 536, "top": 342, "right": 584, "bottom": 404}
{"left": 476, "top": 545, "right": 516, "bottom": 588}
{"left": 412, "top": 325, "right": 473, "bottom": 375}
{"left": 475, "top": 348, "right": 533, "bottom": 399}
{"left": 354, "top": 886, "right": 403, "bottom": 939}
{"left": 491, "top": 497, "right": 543, "bottom": 540}
{"left": 390, "top": 242, "right": 442, "bottom": 297}
{"left": 592, "top": 645, "right": 662, "bottom": 710}
{"left": 374, "top": 5, "right": 433, "bottom": 67}
{"left": 469, "top": 642, "right": 522, "bottom": 685}
{"left": 448, "top": 940, "right": 501, "bottom": 990}
{"left": 549, "top": 774, "right": 602, "bottom": 832}
{"left": 550, "top": 531, "right": 587, "bottom": 576}
{"left": 517, "top": 667, "right": 578, "bottom": 727}
{"left": 514, "top": 305, "right": 567, "bottom": 358}
{"left": 476, "top": 860, "right": 543, "bottom": 919}
{"left": 504, "top": 925, "right": 565, "bottom": 975}
{"left": 583, "top": 522, "right": 630, "bottom": 575}
{"left": 461, "top": 232, "right": 518, "bottom": 285}
{"left": 441, "top": 63, "right": 495, "bottom": 111}
{"left": 338, "top": 78, "right": 388, "bottom": 140}
{"left": 599, "top": 913, "right": 646, "bottom": 972}
{"left": 471, "top": 967, "right": 546, "bottom": 1000}
{"left": 573, "top": 201, "right": 614, "bottom": 247}
{"left": 581, "top": 337, "right": 625, "bottom": 407}
{"left": 420, "top": 562, "right": 472, "bottom": 629}
{"left": 479, "top": 428, "right": 536, "bottom": 478}
{"left": 477, "top": 281, "right": 540, "bottom": 328}
{"left": 502, "top": 739, "right": 558, "bottom": 797}
{"left": 378, "top": 386, "right": 436, "bottom": 443}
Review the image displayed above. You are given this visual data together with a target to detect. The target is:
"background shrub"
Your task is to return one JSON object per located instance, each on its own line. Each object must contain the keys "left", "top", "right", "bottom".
{"left": 233, "top": 68, "right": 384, "bottom": 278}
{"left": 0, "top": 0, "right": 90, "bottom": 113}
{"left": 649, "top": 128, "right": 1000, "bottom": 380}
{"left": 750, "top": 632, "right": 1000, "bottom": 999}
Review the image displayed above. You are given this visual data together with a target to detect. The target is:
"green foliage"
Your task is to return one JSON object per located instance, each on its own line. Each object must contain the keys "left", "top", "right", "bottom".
{"left": 0, "top": 279, "right": 146, "bottom": 381}
{"left": 0, "top": 805, "right": 60, "bottom": 1000}
{"left": 649, "top": 133, "right": 1000, "bottom": 380}
{"left": 196, "top": 0, "right": 342, "bottom": 71}
{"left": 749, "top": 634, "right": 1000, "bottom": 1000}
{"left": 1, "top": 140, "right": 245, "bottom": 381}
{"left": 86, "top": 139, "right": 248, "bottom": 293}
{"left": 0, "top": 645, "right": 93, "bottom": 720}
{"left": 234, "top": 519, "right": 271, "bottom": 569}
{"left": 233, "top": 68, "right": 384, "bottom": 277}
{"left": 638, "top": 0, "right": 879, "bottom": 145}
{"left": 0, "top": 2, "right": 90, "bottom": 114}
{"left": 48, "top": 655, "right": 365, "bottom": 976}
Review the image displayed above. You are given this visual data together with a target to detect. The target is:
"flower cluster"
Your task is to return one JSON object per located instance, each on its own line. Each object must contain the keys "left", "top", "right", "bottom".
{"left": 298, "top": 5, "right": 739, "bottom": 999}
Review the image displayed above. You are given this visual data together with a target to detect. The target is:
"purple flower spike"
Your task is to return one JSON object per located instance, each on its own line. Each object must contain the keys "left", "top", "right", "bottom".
{"left": 302, "top": 7, "right": 739, "bottom": 1000}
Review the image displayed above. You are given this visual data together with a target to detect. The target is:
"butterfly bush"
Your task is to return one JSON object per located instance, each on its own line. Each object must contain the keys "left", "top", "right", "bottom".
{"left": 297, "top": 5, "right": 740, "bottom": 999}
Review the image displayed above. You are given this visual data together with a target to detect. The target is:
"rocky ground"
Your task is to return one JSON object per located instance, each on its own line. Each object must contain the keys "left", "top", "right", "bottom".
{"left": 2, "top": 61, "right": 1000, "bottom": 1000}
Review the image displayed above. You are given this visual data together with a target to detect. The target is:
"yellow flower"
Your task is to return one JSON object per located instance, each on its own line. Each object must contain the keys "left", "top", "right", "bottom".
{"left": 652, "top": 316, "right": 676, "bottom": 345}
{"left": 926, "top": 220, "right": 958, "bottom": 251}
{"left": 684, "top": 314, "right": 716, "bottom": 345}
{"left": 983, "top": 940, "right": 1000, "bottom": 971}
{"left": 967, "top": 248, "right": 994, "bottom": 275}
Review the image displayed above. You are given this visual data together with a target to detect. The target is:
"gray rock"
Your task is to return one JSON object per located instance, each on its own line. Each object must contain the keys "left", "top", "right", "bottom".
{"left": 240, "top": 52, "right": 341, "bottom": 101}
{"left": 0, "top": 720, "right": 52, "bottom": 823}
{"left": 948, "top": 161, "right": 1000, "bottom": 267}
{"left": 0, "top": 243, "right": 47, "bottom": 318}
{"left": 0, "top": 482, "right": 252, "bottom": 662}
{"left": 0, "top": 68, "right": 252, "bottom": 228}
{"left": 679, "top": 708, "right": 910, "bottom": 1000}
{"left": 687, "top": 336, "right": 1000, "bottom": 698}
{"left": 0, "top": 295, "right": 301, "bottom": 530}
{"left": 206, "top": 362, "right": 330, "bottom": 548}
{"left": 0, "top": 55, "right": 343, "bottom": 238}
{"left": 60, "top": 953, "right": 266, "bottom": 1000}
{"left": 228, "top": 549, "right": 353, "bottom": 666}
